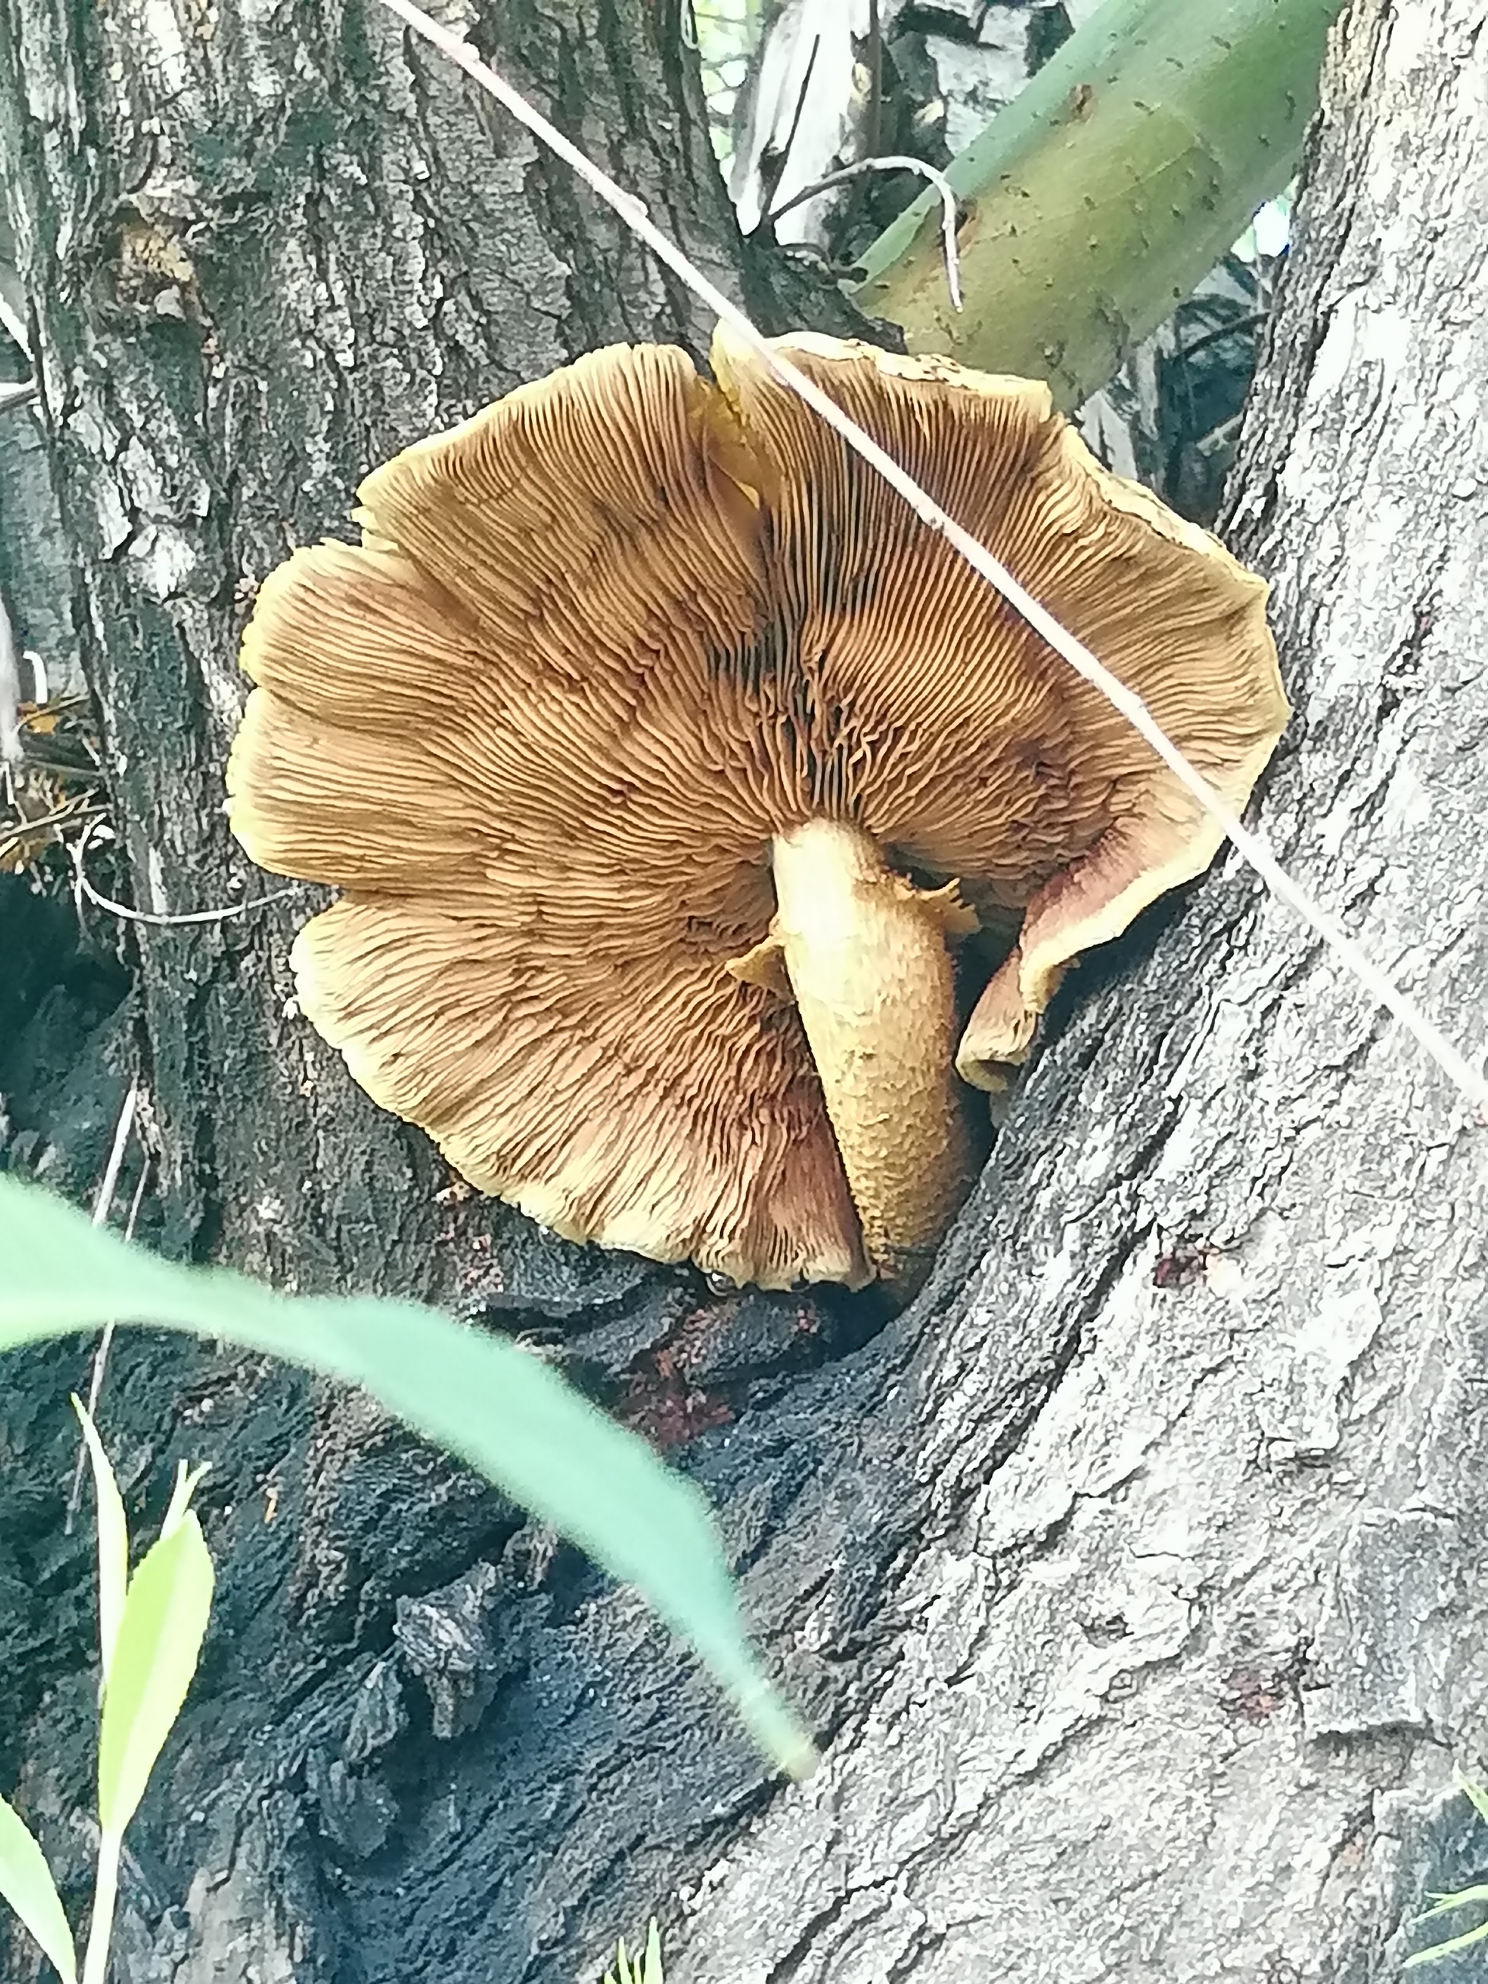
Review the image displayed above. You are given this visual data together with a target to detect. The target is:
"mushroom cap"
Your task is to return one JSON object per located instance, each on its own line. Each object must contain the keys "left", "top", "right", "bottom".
{"left": 227, "top": 330, "right": 1287, "bottom": 1288}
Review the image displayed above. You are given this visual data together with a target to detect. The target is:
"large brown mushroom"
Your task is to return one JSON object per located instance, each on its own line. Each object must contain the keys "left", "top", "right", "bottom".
{"left": 226, "top": 328, "right": 1288, "bottom": 1294}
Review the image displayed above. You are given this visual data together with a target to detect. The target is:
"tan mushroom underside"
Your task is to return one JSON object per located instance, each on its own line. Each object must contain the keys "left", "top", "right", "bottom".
{"left": 227, "top": 330, "right": 1289, "bottom": 1292}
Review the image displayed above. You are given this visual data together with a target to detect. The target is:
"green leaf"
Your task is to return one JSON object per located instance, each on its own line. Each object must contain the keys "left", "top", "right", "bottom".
{"left": 0, "top": 1792, "right": 77, "bottom": 1984}
{"left": 96, "top": 1513, "right": 215, "bottom": 1837}
{"left": 0, "top": 1175, "right": 815, "bottom": 1778}
{"left": 1413, "top": 1883, "right": 1488, "bottom": 1922}
{"left": 604, "top": 1920, "right": 664, "bottom": 1984}
{"left": 1401, "top": 1780, "right": 1488, "bottom": 1966}
{"left": 70, "top": 1397, "right": 130, "bottom": 1690}
{"left": 1403, "top": 1916, "right": 1488, "bottom": 1968}
{"left": 160, "top": 1460, "right": 210, "bottom": 1538}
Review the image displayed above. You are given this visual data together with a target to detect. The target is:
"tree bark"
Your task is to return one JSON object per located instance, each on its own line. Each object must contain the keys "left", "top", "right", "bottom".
{"left": 0, "top": 2, "right": 875, "bottom": 1977}
{"left": 3, "top": 0, "right": 1486, "bottom": 1981}
{"left": 668, "top": 4, "right": 1488, "bottom": 1977}
{"left": 0, "top": 0, "right": 768, "bottom": 1287}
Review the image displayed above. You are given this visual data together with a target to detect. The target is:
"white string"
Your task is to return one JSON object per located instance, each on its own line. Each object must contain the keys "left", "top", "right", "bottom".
{"left": 64, "top": 1080, "right": 143, "bottom": 1529}
{"left": 768, "top": 155, "right": 963, "bottom": 310}
{"left": 375, "top": 0, "right": 1488, "bottom": 1119}
{"left": 71, "top": 820, "right": 302, "bottom": 929}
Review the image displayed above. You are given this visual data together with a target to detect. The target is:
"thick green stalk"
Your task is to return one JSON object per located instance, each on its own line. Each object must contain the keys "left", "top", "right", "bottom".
{"left": 853, "top": 0, "right": 1347, "bottom": 408}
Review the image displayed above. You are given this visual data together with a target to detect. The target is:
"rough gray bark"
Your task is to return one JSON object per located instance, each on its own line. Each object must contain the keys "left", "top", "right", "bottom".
{"left": 668, "top": 3, "right": 1488, "bottom": 1977}
{"left": 2, "top": 2, "right": 1485, "bottom": 1984}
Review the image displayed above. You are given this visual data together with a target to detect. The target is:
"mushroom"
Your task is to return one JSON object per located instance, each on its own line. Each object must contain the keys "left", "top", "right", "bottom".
{"left": 226, "top": 328, "right": 1288, "bottom": 1295}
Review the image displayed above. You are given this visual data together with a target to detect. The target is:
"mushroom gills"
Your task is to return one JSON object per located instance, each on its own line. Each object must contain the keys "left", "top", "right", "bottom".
{"left": 730, "top": 818, "right": 975, "bottom": 1294}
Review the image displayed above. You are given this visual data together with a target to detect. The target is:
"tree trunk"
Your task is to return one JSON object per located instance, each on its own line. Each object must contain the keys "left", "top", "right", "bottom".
{"left": 668, "top": 3, "right": 1488, "bottom": 1977}
{"left": 3, "top": 0, "right": 1485, "bottom": 1981}
{"left": 0, "top": 0, "right": 767, "bottom": 1288}
{"left": 0, "top": 2, "right": 872, "bottom": 1977}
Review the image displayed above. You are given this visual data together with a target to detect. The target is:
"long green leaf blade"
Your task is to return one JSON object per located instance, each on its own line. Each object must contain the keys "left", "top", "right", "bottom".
{"left": 1414, "top": 1883, "right": 1488, "bottom": 1922}
{"left": 1403, "top": 1917, "right": 1488, "bottom": 1969}
{"left": 160, "top": 1461, "right": 210, "bottom": 1538}
{"left": 0, "top": 1176, "right": 814, "bottom": 1776}
{"left": 71, "top": 1397, "right": 130, "bottom": 1689}
{"left": 604, "top": 1928, "right": 663, "bottom": 1984}
{"left": 0, "top": 1793, "right": 77, "bottom": 1984}
{"left": 96, "top": 1514, "right": 215, "bottom": 1837}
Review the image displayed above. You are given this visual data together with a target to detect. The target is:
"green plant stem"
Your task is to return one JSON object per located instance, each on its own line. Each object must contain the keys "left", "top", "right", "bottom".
{"left": 80, "top": 1831, "right": 120, "bottom": 1984}
{"left": 853, "top": 0, "right": 1347, "bottom": 407}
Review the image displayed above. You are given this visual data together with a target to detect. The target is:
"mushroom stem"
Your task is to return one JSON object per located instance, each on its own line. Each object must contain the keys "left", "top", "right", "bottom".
{"left": 768, "top": 818, "right": 972, "bottom": 1293}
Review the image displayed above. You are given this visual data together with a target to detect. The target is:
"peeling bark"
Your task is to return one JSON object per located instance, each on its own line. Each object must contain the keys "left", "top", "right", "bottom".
{"left": 3, "top": 1, "right": 1486, "bottom": 1982}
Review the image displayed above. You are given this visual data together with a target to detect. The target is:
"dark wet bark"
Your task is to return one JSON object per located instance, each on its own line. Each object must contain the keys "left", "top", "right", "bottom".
{"left": 3, "top": 0, "right": 1486, "bottom": 1980}
{"left": 0, "top": 0, "right": 872, "bottom": 1974}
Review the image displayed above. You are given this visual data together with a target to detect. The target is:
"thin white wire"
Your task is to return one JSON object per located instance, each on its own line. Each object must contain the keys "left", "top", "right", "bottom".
{"left": 377, "top": 0, "right": 1488, "bottom": 1119}
{"left": 769, "top": 155, "right": 963, "bottom": 309}
{"left": 88, "top": 1078, "right": 140, "bottom": 1230}
{"left": 71, "top": 820, "right": 301, "bottom": 928}
{"left": 64, "top": 1079, "right": 143, "bottom": 1529}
